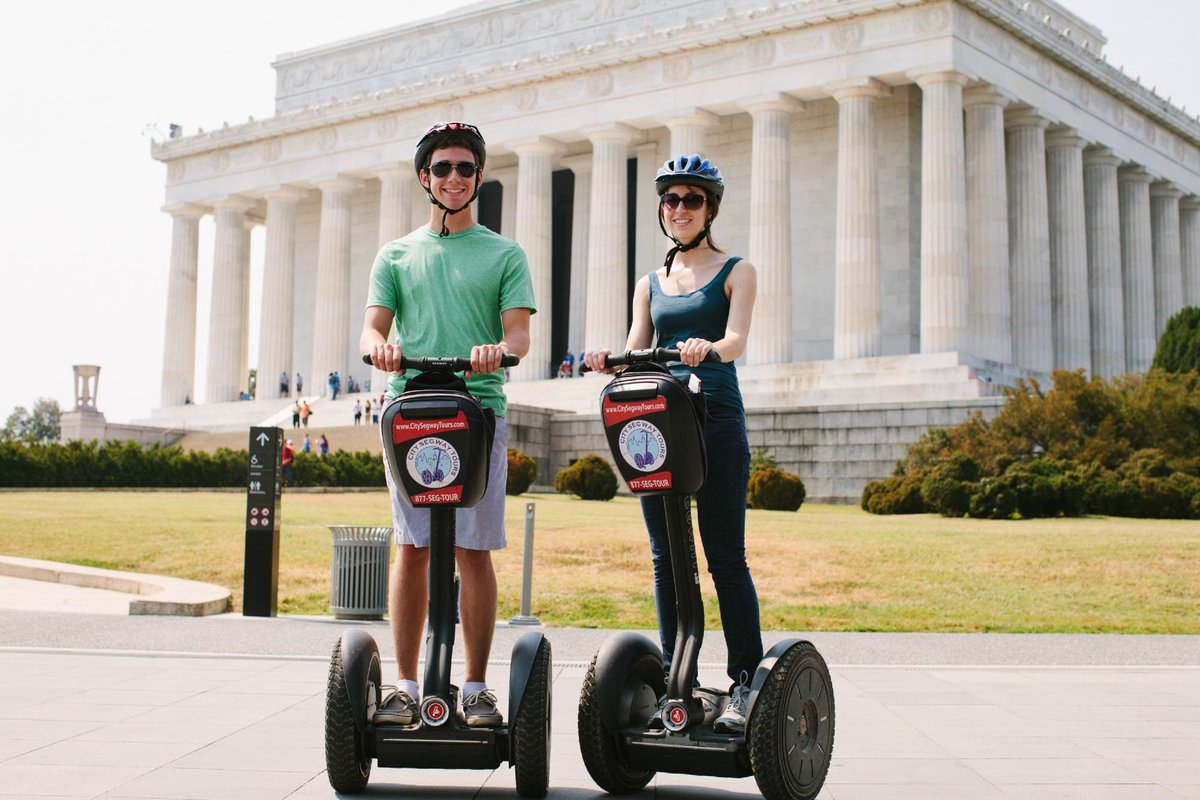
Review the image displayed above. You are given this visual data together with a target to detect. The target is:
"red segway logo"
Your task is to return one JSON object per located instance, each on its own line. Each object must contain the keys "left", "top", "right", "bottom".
{"left": 425, "top": 700, "right": 447, "bottom": 723}
{"left": 668, "top": 706, "right": 687, "bottom": 727}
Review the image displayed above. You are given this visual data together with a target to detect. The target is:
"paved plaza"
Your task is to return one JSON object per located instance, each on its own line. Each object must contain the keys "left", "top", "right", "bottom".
{"left": 1, "top": 579, "right": 1199, "bottom": 799}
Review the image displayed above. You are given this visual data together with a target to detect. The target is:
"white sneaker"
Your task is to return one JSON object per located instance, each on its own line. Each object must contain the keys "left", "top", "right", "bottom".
{"left": 714, "top": 685, "right": 750, "bottom": 733}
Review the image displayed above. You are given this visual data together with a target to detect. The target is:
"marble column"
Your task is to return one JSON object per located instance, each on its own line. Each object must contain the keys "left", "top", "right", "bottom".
{"left": 1182, "top": 197, "right": 1200, "bottom": 307}
{"left": 240, "top": 219, "right": 256, "bottom": 393}
{"left": 1150, "top": 181, "right": 1184, "bottom": 335}
{"left": 205, "top": 196, "right": 255, "bottom": 403}
{"left": 1005, "top": 105, "right": 1052, "bottom": 374}
{"left": 1118, "top": 167, "right": 1155, "bottom": 372}
{"left": 584, "top": 124, "right": 637, "bottom": 353}
{"left": 1045, "top": 127, "right": 1090, "bottom": 371}
{"left": 829, "top": 78, "right": 886, "bottom": 359}
{"left": 911, "top": 69, "right": 969, "bottom": 354}
{"left": 371, "top": 168, "right": 414, "bottom": 393}
{"left": 662, "top": 108, "right": 717, "bottom": 158}
{"left": 513, "top": 137, "right": 563, "bottom": 381}
{"left": 159, "top": 203, "right": 205, "bottom": 406}
{"left": 564, "top": 154, "right": 592, "bottom": 359}
{"left": 1083, "top": 147, "right": 1125, "bottom": 378}
{"left": 257, "top": 187, "right": 305, "bottom": 402}
{"left": 311, "top": 176, "right": 362, "bottom": 393}
{"left": 743, "top": 94, "right": 799, "bottom": 365}
{"left": 963, "top": 86, "right": 1012, "bottom": 364}
{"left": 378, "top": 167, "right": 415, "bottom": 245}
{"left": 634, "top": 142, "right": 659, "bottom": 285}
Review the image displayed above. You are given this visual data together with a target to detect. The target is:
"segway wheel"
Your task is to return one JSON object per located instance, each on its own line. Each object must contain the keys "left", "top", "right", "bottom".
{"left": 577, "top": 651, "right": 657, "bottom": 794}
{"left": 748, "top": 642, "right": 835, "bottom": 800}
{"left": 513, "top": 638, "right": 553, "bottom": 798}
{"left": 325, "top": 636, "right": 377, "bottom": 794}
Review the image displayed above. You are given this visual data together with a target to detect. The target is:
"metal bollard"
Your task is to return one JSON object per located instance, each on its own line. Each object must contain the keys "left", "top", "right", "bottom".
{"left": 509, "top": 501, "right": 541, "bottom": 626}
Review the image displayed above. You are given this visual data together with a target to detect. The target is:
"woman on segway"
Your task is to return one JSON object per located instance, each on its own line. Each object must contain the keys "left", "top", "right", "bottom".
{"left": 583, "top": 154, "right": 763, "bottom": 734}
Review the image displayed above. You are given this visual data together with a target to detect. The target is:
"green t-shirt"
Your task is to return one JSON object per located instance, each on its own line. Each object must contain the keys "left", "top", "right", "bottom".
{"left": 366, "top": 224, "right": 536, "bottom": 416}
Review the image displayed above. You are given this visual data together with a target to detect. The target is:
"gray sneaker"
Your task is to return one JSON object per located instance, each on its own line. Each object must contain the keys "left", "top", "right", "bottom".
{"left": 462, "top": 688, "right": 502, "bottom": 728}
{"left": 714, "top": 685, "right": 750, "bottom": 733}
{"left": 374, "top": 689, "right": 417, "bottom": 725}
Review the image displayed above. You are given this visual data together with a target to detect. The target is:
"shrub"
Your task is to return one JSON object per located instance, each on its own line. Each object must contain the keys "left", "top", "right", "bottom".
{"left": 747, "top": 467, "right": 805, "bottom": 511}
{"left": 861, "top": 475, "right": 925, "bottom": 514}
{"left": 919, "top": 454, "right": 978, "bottom": 517}
{"left": 968, "top": 477, "right": 1018, "bottom": 519}
{"left": 1152, "top": 306, "right": 1200, "bottom": 374}
{"left": 506, "top": 448, "right": 537, "bottom": 495}
{"left": 554, "top": 454, "right": 618, "bottom": 500}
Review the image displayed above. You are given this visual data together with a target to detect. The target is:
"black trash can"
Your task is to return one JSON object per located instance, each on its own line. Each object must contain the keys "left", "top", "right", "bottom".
{"left": 328, "top": 525, "right": 393, "bottom": 620}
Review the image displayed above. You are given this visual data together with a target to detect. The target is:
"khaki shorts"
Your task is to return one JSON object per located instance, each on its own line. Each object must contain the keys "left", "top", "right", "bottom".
{"left": 383, "top": 417, "right": 508, "bottom": 551}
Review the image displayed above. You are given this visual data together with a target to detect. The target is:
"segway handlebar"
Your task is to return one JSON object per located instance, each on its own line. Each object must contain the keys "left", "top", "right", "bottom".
{"left": 361, "top": 353, "right": 520, "bottom": 371}
{"left": 580, "top": 347, "right": 722, "bottom": 373}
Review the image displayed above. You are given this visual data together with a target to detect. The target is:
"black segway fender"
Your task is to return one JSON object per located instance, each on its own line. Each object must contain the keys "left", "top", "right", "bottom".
{"left": 339, "top": 628, "right": 382, "bottom": 733}
{"left": 507, "top": 630, "right": 546, "bottom": 725}
{"left": 745, "top": 637, "right": 802, "bottom": 728}
{"left": 593, "top": 632, "right": 663, "bottom": 734}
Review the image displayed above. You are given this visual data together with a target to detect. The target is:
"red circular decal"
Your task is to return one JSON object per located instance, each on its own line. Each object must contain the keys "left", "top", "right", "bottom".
{"left": 669, "top": 707, "right": 686, "bottom": 725}
{"left": 428, "top": 702, "right": 445, "bottom": 720}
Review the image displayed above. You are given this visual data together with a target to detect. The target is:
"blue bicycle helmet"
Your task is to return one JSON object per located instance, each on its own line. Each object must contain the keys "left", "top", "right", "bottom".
{"left": 654, "top": 154, "right": 724, "bottom": 202}
{"left": 655, "top": 154, "right": 725, "bottom": 273}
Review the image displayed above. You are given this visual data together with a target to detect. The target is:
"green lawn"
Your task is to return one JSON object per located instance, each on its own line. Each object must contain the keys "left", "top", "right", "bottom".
{"left": 1, "top": 491, "right": 1197, "bottom": 632}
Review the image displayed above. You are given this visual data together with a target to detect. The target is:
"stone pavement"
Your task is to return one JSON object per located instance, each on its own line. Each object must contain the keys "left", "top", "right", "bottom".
{"left": 1, "top": 580, "right": 1199, "bottom": 798}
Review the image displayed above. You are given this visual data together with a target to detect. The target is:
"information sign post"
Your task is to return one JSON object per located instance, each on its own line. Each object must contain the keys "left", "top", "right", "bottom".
{"left": 244, "top": 426, "right": 282, "bottom": 616}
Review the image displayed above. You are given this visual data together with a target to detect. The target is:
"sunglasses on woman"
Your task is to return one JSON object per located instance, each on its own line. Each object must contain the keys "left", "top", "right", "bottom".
{"left": 661, "top": 192, "right": 706, "bottom": 211}
{"left": 428, "top": 160, "right": 479, "bottom": 178}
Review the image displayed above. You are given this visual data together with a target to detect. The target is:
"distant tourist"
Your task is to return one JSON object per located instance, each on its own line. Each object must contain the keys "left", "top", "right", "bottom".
{"left": 300, "top": 401, "right": 312, "bottom": 427}
{"left": 281, "top": 439, "right": 296, "bottom": 487}
{"left": 353, "top": 400, "right": 363, "bottom": 426}
{"left": 318, "top": 434, "right": 330, "bottom": 456}
{"left": 291, "top": 401, "right": 301, "bottom": 429}
{"left": 302, "top": 433, "right": 311, "bottom": 454}
{"left": 279, "top": 371, "right": 290, "bottom": 397}
{"left": 295, "top": 373, "right": 303, "bottom": 394}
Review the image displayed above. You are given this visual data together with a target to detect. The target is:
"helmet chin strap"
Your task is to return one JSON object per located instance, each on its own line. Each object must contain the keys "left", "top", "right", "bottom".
{"left": 658, "top": 216, "right": 711, "bottom": 276}
{"left": 424, "top": 175, "right": 482, "bottom": 237}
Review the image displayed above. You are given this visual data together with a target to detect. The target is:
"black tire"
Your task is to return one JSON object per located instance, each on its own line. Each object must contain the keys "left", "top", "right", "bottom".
{"left": 513, "top": 638, "right": 553, "bottom": 798}
{"left": 748, "top": 642, "right": 835, "bottom": 800}
{"left": 577, "top": 651, "right": 657, "bottom": 794}
{"left": 325, "top": 637, "right": 375, "bottom": 794}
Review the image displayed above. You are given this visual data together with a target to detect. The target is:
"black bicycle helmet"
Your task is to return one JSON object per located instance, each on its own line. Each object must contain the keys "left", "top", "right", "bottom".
{"left": 413, "top": 122, "right": 487, "bottom": 236}
{"left": 655, "top": 154, "right": 725, "bottom": 273}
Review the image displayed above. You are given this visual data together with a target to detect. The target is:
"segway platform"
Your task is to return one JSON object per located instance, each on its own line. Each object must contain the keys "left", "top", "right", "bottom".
{"left": 326, "top": 355, "right": 551, "bottom": 797}
{"left": 577, "top": 348, "right": 833, "bottom": 800}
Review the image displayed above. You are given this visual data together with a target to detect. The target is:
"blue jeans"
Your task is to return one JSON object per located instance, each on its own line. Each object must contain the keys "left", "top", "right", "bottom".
{"left": 640, "top": 405, "right": 763, "bottom": 691}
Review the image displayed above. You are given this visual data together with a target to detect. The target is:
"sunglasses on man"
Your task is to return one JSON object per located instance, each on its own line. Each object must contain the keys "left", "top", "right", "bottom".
{"left": 428, "top": 160, "right": 479, "bottom": 179}
{"left": 660, "top": 192, "right": 707, "bottom": 211}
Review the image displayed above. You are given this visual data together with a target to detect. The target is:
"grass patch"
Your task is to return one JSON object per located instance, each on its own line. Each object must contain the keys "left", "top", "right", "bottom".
{"left": 0, "top": 491, "right": 1197, "bottom": 633}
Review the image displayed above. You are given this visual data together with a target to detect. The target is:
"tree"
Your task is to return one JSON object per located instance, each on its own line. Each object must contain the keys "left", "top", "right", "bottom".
{"left": 1152, "top": 306, "right": 1200, "bottom": 374}
{"left": 2, "top": 398, "right": 62, "bottom": 443}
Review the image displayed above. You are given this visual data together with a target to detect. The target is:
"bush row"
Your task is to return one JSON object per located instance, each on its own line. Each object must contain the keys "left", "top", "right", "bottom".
{"left": 0, "top": 440, "right": 385, "bottom": 488}
{"left": 862, "top": 368, "right": 1200, "bottom": 519}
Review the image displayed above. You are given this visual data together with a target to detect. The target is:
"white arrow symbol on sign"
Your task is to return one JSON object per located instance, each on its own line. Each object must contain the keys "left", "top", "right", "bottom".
{"left": 256, "top": 433, "right": 270, "bottom": 446}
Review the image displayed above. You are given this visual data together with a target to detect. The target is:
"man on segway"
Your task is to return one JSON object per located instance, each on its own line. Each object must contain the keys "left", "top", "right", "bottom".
{"left": 360, "top": 121, "right": 536, "bottom": 729}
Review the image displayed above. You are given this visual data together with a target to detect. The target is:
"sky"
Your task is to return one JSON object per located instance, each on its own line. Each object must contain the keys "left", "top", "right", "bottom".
{"left": 1, "top": 0, "right": 1197, "bottom": 425}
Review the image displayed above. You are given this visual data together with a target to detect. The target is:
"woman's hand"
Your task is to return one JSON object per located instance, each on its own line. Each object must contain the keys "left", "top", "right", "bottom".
{"left": 676, "top": 338, "right": 716, "bottom": 367}
{"left": 583, "top": 348, "right": 616, "bottom": 374}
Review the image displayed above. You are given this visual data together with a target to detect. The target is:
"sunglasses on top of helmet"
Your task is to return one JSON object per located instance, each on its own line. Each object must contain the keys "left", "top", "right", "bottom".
{"left": 660, "top": 192, "right": 706, "bottom": 211}
{"left": 428, "top": 160, "right": 479, "bottom": 178}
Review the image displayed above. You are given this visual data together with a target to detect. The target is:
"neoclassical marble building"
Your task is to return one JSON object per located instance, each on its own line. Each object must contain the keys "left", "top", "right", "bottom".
{"left": 154, "top": 0, "right": 1200, "bottom": 411}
